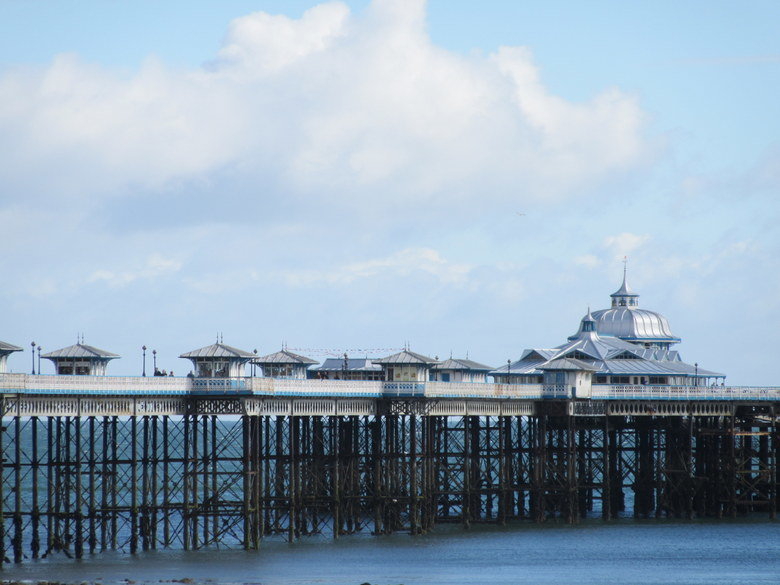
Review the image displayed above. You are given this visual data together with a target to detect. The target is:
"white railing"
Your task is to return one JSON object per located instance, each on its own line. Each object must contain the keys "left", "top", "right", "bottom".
{"left": 591, "top": 384, "right": 780, "bottom": 401}
{"left": 1, "top": 374, "right": 779, "bottom": 401}
{"left": 250, "top": 377, "right": 385, "bottom": 397}
{"left": 424, "top": 381, "right": 550, "bottom": 399}
{"left": 0, "top": 373, "right": 191, "bottom": 394}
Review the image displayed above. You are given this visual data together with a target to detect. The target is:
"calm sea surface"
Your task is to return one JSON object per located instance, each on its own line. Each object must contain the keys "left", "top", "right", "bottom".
{"left": 2, "top": 520, "right": 778, "bottom": 585}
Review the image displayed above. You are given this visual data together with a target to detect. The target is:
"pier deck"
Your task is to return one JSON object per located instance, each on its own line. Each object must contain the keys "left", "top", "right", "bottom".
{"left": 0, "top": 375, "right": 777, "bottom": 565}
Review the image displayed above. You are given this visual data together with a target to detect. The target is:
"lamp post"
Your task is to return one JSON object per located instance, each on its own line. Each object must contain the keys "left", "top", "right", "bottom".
{"left": 31, "top": 341, "right": 36, "bottom": 375}
{"left": 152, "top": 349, "right": 157, "bottom": 374}
{"left": 507, "top": 358, "right": 511, "bottom": 383}
{"left": 142, "top": 345, "right": 147, "bottom": 377}
{"left": 253, "top": 349, "right": 257, "bottom": 377}
{"left": 37, "top": 346, "right": 42, "bottom": 375}
{"left": 694, "top": 363, "right": 698, "bottom": 387}
{"left": 343, "top": 352, "right": 349, "bottom": 380}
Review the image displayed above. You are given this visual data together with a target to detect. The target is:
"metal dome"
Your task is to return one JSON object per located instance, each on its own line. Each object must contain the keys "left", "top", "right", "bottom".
{"left": 571, "top": 268, "right": 682, "bottom": 347}
{"left": 590, "top": 307, "right": 680, "bottom": 346}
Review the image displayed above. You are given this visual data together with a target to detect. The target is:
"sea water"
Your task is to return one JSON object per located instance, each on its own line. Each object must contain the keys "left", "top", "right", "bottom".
{"left": 3, "top": 519, "right": 778, "bottom": 585}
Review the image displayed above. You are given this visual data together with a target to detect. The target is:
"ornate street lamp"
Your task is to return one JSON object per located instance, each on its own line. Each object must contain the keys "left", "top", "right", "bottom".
{"left": 37, "top": 345, "right": 42, "bottom": 375}
{"left": 507, "top": 358, "right": 511, "bottom": 383}
{"left": 253, "top": 349, "right": 257, "bottom": 377}
{"left": 31, "top": 341, "right": 36, "bottom": 375}
{"left": 142, "top": 345, "right": 147, "bottom": 377}
{"left": 694, "top": 363, "right": 698, "bottom": 387}
{"left": 153, "top": 349, "right": 157, "bottom": 373}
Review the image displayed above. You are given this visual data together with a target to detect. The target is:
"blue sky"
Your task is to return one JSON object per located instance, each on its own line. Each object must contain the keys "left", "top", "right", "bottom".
{"left": 1, "top": 0, "right": 778, "bottom": 384}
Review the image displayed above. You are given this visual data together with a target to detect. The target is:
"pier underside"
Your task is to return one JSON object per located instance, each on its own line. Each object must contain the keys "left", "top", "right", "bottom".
{"left": 0, "top": 397, "right": 777, "bottom": 564}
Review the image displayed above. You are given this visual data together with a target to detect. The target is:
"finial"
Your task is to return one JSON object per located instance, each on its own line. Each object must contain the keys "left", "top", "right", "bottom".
{"left": 622, "top": 256, "right": 629, "bottom": 286}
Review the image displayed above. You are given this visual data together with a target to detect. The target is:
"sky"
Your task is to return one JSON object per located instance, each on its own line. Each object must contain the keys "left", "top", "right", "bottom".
{"left": 1, "top": 0, "right": 779, "bottom": 384}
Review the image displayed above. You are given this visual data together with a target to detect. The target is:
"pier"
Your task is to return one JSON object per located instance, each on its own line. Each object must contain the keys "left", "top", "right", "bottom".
{"left": 0, "top": 375, "right": 777, "bottom": 564}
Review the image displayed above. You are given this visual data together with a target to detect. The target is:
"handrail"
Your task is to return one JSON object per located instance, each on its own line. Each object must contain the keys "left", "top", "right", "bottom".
{"left": 0, "top": 374, "right": 779, "bottom": 401}
{"left": 591, "top": 384, "right": 780, "bottom": 401}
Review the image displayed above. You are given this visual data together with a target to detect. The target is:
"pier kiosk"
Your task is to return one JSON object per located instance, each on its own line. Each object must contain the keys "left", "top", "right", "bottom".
{"left": 41, "top": 342, "right": 120, "bottom": 375}
{"left": 431, "top": 358, "right": 494, "bottom": 383}
{"left": 180, "top": 342, "right": 255, "bottom": 377}
{"left": 0, "top": 340, "right": 22, "bottom": 373}
{"left": 252, "top": 348, "right": 318, "bottom": 379}
{"left": 373, "top": 349, "right": 438, "bottom": 382}
{"left": 537, "top": 357, "right": 597, "bottom": 398}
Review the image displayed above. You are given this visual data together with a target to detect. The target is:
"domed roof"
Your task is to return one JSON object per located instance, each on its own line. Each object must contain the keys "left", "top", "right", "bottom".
{"left": 571, "top": 268, "right": 681, "bottom": 346}
{"left": 590, "top": 307, "right": 680, "bottom": 345}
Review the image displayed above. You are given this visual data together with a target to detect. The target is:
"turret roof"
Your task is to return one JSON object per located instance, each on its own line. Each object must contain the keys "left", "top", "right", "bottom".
{"left": 42, "top": 343, "right": 120, "bottom": 360}
{"left": 180, "top": 343, "right": 255, "bottom": 359}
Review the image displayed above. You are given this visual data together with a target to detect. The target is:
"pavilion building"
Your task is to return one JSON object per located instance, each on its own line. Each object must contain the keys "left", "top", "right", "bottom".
{"left": 373, "top": 349, "right": 438, "bottom": 382}
{"left": 430, "top": 358, "right": 494, "bottom": 383}
{"left": 252, "top": 348, "right": 318, "bottom": 379}
{"left": 493, "top": 273, "right": 724, "bottom": 389}
{"left": 179, "top": 342, "right": 255, "bottom": 378}
{"left": 42, "top": 342, "right": 120, "bottom": 375}
{"left": 0, "top": 341, "right": 23, "bottom": 373}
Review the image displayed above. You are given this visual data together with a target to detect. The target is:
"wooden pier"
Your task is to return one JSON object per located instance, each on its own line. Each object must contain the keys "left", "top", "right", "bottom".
{"left": 0, "top": 377, "right": 778, "bottom": 564}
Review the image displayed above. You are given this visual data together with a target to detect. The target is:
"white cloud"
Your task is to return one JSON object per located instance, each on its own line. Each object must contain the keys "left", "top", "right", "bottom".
{"left": 574, "top": 254, "right": 601, "bottom": 269}
{"left": 602, "top": 232, "right": 650, "bottom": 260}
{"left": 278, "top": 247, "right": 472, "bottom": 286}
{"left": 0, "top": 0, "right": 649, "bottom": 218}
{"left": 87, "top": 253, "right": 182, "bottom": 288}
{"left": 214, "top": 2, "right": 350, "bottom": 74}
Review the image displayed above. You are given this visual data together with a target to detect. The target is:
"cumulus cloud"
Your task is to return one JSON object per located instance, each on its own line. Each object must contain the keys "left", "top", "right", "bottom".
{"left": 602, "top": 232, "right": 650, "bottom": 260}
{"left": 87, "top": 253, "right": 182, "bottom": 288}
{"left": 0, "top": 0, "right": 649, "bottom": 220}
{"left": 213, "top": 2, "right": 350, "bottom": 74}
{"left": 277, "top": 247, "right": 472, "bottom": 286}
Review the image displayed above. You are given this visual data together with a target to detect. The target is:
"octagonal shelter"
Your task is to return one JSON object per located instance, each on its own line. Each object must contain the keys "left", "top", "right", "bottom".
{"left": 42, "top": 342, "right": 120, "bottom": 375}
{"left": 0, "top": 341, "right": 22, "bottom": 373}
{"left": 373, "top": 349, "right": 438, "bottom": 382}
{"left": 252, "top": 348, "right": 318, "bottom": 379}
{"left": 180, "top": 342, "right": 255, "bottom": 378}
{"left": 431, "top": 358, "right": 494, "bottom": 383}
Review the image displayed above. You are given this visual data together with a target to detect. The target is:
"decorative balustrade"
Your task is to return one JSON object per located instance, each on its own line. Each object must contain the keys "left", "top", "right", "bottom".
{"left": 0, "top": 373, "right": 191, "bottom": 394}
{"left": 591, "top": 384, "right": 780, "bottom": 401}
{"left": 0, "top": 373, "right": 779, "bottom": 401}
{"left": 249, "top": 377, "right": 385, "bottom": 397}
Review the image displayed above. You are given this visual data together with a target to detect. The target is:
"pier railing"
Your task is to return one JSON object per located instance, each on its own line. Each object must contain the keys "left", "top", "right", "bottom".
{"left": 591, "top": 384, "right": 780, "bottom": 401}
{"left": 1, "top": 373, "right": 779, "bottom": 401}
